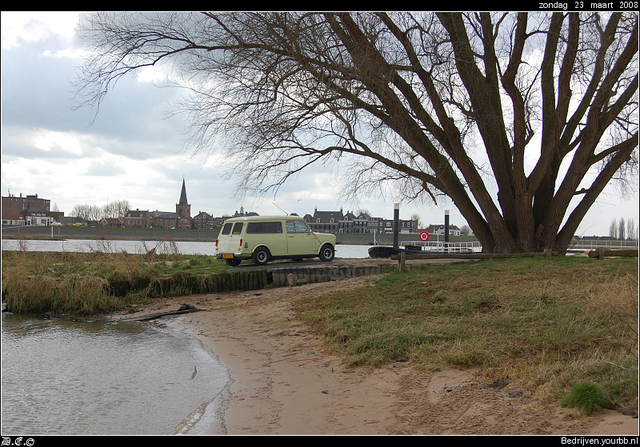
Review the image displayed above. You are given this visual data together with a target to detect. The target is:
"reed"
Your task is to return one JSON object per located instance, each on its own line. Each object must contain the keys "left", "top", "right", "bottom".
{"left": 1, "top": 247, "right": 229, "bottom": 316}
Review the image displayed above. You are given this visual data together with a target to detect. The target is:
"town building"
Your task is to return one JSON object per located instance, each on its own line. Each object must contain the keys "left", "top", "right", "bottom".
{"left": 336, "top": 210, "right": 417, "bottom": 234}
{"left": 305, "top": 208, "right": 344, "bottom": 233}
{"left": 123, "top": 179, "right": 193, "bottom": 229}
{"left": 193, "top": 211, "right": 217, "bottom": 230}
{"left": 123, "top": 209, "right": 151, "bottom": 228}
{"left": 2, "top": 192, "right": 57, "bottom": 226}
{"left": 2, "top": 192, "right": 50, "bottom": 215}
{"left": 425, "top": 224, "right": 462, "bottom": 236}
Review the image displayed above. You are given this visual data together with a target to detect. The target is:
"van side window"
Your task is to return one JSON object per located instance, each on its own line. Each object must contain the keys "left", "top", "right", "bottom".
{"left": 247, "top": 222, "right": 283, "bottom": 234}
{"left": 232, "top": 223, "right": 244, "bottom": 234}
{"left": 286, "top": 220, "right": 310, "bottom": 233}
{"left": 221, "top": 222, "right": 233, "bottom": 235}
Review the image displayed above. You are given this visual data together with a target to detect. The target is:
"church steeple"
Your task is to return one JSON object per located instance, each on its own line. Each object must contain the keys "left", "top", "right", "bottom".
{"left": 179, "top": 177, "right": 188, "bottom": 205}
{"left": 176, "top": 177, "right": 191, "bottom": 218}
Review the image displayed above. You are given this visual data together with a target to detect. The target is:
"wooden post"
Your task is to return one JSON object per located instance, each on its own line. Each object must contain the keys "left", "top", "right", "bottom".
{"left": 544, "top": 248, "right": 552, "bottom": 260}
{"left": 399, "top": 251, "right": 406, "bottom": 272}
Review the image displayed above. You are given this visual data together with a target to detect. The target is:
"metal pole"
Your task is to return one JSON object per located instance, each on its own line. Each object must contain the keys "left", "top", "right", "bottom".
{"left": 444, "top": 209, "right": 450, "bottom": 244}
{"left": 393, "top": 203, "right": 399, "bottom": 249}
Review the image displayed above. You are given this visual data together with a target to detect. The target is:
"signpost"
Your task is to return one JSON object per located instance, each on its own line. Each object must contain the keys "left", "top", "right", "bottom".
{"left": 420, "top": 231, "right": 430, "bottom": 242}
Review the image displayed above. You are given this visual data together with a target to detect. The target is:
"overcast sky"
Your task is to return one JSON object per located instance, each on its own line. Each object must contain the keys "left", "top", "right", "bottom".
{"left": 1, "top": 11, "right": 638, "bottom": 236}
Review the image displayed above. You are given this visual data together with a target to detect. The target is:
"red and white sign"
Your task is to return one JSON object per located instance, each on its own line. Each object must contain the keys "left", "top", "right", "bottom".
{"left": 420, "top": 231, "right": 430, "bottom": 241}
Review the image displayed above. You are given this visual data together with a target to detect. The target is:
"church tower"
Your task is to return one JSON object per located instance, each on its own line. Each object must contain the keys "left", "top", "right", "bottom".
{"left": 176, "top": 177, "right": 191, "bottom": 219}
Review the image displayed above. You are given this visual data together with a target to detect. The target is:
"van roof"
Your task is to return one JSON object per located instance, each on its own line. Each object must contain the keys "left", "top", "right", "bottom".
{"left": 224, "top": 215, "right": 302, "bottom": 222}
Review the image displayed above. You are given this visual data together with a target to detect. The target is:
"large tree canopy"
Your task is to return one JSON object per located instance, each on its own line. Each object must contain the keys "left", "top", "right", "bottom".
{"left": 74, "top": 12, "right": 638, "bottom": 253}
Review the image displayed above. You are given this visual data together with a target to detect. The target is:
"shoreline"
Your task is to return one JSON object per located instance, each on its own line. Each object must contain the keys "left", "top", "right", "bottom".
{"left": 117, "top": 273, "right": 639, "bottom": 436}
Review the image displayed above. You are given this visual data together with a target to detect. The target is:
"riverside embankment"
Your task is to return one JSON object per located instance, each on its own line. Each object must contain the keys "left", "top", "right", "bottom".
{"left": 1, "top": 224, "right": 478, "bottom": 245}
{"left": 3, "top": 227, "right": 638, "bottom": 435}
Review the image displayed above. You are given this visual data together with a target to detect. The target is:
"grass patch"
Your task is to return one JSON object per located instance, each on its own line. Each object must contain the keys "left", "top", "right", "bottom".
{"left": 294, "top": 256, "right": 638, "bottom": 410}
{"left": 561, "top": 382, "right": 610, "bottom": 415}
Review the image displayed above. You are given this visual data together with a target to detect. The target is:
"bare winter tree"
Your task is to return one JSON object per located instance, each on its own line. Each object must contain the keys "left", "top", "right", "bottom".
{"left": 628, "top": 217, "right": 637, "bottom": 240}
{"left": 73, "top": 12, "right": 638, "bottom": 253}
{"left": 72, "top": 200, "right": 131, "bottom": 220}
{"left": 619, "top": 216, "right": 626, "bottom": 240}
{"left": 610, "top": 218, "right": 619, "bottom": 239}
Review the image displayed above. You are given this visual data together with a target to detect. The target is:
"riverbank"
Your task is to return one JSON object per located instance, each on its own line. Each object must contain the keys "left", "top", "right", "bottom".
{"left": 113, "top": 257, "right": 638, "bottom": 436}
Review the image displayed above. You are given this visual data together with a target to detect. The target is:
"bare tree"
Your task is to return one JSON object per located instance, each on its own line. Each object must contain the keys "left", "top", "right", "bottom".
{"left": 102, "top": 199, "right": 131, "bottom": 218}
{"left": 610, "top": 218, "right": 618, "bottom": 239}
{"left": 71, "top": 204, "right": 102, "bottom": 221}
{"left": 74, "top": 12, "right": 638, "bottom": 253}
{"left": 627, "top": 217, "right": 637, "bottom": 240}
{"left": 619, "top": 216, "right": 626, "bottom": 240}
{"left": 411, "top": 213, "right": 422, "bottom": 229}
{"left": 71, "top": 199, "right": 131, "bottom": 220}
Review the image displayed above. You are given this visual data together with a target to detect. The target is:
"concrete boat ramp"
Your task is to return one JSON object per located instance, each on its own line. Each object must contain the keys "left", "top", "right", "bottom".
{"left": 227, "top": 257, "right": 473, "bottom": 288}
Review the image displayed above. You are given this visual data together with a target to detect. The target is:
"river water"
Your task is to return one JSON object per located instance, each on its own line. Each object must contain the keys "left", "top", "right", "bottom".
{"left": 0, "top": 238, "right": 373, "bottom": 259}
{"left": 1, "top": 313, "right": 228, "bottom": 435}
{"left": 1, "top": 239, "right": 372, "bottom": 435}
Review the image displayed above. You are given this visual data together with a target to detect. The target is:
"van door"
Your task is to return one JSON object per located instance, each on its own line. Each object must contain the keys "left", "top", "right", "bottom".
{"left": 218, "top": 221, "right": 243, "bottom": 254}
{"left": 285, "top": 220, "right": 319, "bottom": 256}
{"left": 246, "top": 221, "right": 287, "bottom": 256}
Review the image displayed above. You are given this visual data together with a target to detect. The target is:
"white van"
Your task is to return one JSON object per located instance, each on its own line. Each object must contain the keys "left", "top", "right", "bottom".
{"left": 215, "top": 215, "right": 336, "bottom": 266}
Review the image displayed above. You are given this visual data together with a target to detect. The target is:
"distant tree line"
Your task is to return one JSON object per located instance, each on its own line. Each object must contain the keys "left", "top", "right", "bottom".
{"left": 609, "top": 217, "right": 638, "bottom": 240}
{"left": 71, "top": 200, "right": 131, "bottom": 221}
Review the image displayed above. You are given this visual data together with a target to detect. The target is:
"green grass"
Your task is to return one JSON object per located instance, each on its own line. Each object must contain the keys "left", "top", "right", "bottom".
{"left": 561, "top": 381, "right": 611, "bottom": 415}
{"left": 294, "top": 256, "right": 638, "bottom": 410}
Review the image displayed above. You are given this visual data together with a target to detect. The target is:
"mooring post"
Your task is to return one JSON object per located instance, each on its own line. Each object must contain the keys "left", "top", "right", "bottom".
{"left": 393, "top": 203, "right": 399, "bottom": 250}
{"left": 444, "top": 210, "right": 450, "bottom": 251}
{"left": 399, "top": 251, "right": 406, "bottom": 272}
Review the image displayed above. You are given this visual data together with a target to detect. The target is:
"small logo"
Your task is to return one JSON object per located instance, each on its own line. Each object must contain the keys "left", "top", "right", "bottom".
{"left": 1, "top": 438, "right": 35, "bottom": 447}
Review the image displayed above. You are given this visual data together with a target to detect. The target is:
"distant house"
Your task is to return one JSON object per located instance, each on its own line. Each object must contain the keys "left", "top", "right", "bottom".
{"left": 23, "top": 210, "right": 54, "bottom": 226}
{"left": 2, "top": 192, "right": 55, "bottom": 226}
{"left": 425, "top": 224, "right": 461, "bottom": 236}
{"left": 339, "top": 211, "right": 374, "bottom": 234}
{"left": 124, "top": 209, "right": 151, "bottom": 228}
{"left": 305, "top": 208, "right": 344, "bottom": 233}
{"left": 193, "top": 211, "right": 217, "bottom": 230}
{"left": 100, "top": 217, "right": 124, "bottom": 228}
{"left": 2, "top": 193, "right": 50, "bottom": 215}
{"left": 2, "top": 214, "right": 25, "bottom": 226}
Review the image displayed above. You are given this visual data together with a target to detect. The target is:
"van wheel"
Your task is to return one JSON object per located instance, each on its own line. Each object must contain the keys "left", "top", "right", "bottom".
{"left": 252, "top": 247, "right": 270, "bottom": 265}
{"left": 319, "top": 244, "right": 335, "bottom": 262}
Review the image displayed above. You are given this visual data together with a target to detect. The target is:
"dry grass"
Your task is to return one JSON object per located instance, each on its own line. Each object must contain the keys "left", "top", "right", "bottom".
{"left": 294, "top": 256, "right": 638, "bottom": 410}
{"left": 1, "top": 243, "right": 227, "bottom": 315}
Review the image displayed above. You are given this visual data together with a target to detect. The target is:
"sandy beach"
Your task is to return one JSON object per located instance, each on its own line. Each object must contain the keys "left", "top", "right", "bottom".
{"left": 116, "top": 272, "right": 638, "bottom": 436}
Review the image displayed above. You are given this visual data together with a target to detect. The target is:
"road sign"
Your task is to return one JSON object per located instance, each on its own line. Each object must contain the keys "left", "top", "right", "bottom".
{"left": 420, "top": 231, "right": 429, "bottom": 241}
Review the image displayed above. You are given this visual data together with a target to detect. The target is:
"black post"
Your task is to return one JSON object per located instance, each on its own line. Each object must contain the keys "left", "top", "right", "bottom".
{"left": 444, "top": 210, "right": 450, "bottom": 243}
{"left": 393, "top": 203, "right": 399, "bottom": 249}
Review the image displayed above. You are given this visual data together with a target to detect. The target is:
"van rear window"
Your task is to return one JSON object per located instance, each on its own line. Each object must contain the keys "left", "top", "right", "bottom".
{"left": 221, "top": 222, "right": 233, "bottom": 235}
{"left": 232, "top": 223, "right": 244, "bottom": 234}
{"left": 247, "top": 222, "right": 283, "bottom": 234}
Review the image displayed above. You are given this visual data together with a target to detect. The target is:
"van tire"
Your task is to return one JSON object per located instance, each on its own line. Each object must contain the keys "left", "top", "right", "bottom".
{"left": 252, "top": 247, "right": 270, "bottom": 265}
{"left": 225, "top": 258, "right": 241, "bottom": 267}
{"left": 319, "top": 244, "right": 335, "bottom": 262}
